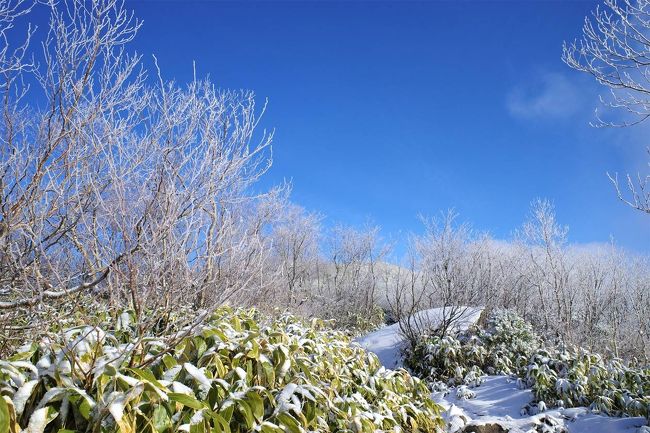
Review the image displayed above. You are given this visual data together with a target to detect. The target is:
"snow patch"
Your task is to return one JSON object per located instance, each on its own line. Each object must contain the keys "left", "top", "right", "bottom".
{"left": 435, "top": 375, "right": 646, "bottom": 433}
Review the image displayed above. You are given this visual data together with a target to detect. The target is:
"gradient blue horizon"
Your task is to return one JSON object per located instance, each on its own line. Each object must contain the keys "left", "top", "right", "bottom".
{"left": 125, "top": 1, "right": 648, "bottom": 253}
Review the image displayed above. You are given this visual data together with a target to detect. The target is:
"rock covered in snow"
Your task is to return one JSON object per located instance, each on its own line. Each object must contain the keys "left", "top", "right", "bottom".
{"left": 461, "top": 423, "right": 509, "bottom": 433}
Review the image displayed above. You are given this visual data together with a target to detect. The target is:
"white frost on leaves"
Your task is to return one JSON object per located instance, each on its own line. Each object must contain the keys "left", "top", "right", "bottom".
{"left": 106, "top": 391, "right": 127, "bottom": 427}
{"left": 171, "top": 381, "right": 194, "bottom": 395}
{"left": 13, "top": 380, "right": 38, "bottom": 416}
{"left": 190, "top": 408, "right": 205, "bottom": 425}
{"left": 233, "top": 367, "right": 247, "bottom": 381}
{"left": 24, "top": 407, "right": 49, "bottom": 433}
{"left": 36, "top": 387, "right": 66, "bottom": 410}
{"left": 274, "top": 383, "right": 301, "bottom": 415}
{"left": 163, "top": 365, "right": 182, "bottom": 382}
{"left": 183, "top": 362, "right": 212, "bottom": 395}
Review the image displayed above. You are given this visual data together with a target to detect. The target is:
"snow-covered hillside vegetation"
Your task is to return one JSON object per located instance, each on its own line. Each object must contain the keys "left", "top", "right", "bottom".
{"left": 0, "top": 309, "right": 443, "bottom": 433}
{"left": 356, "top": 308, "right": 649, "bottom": 433}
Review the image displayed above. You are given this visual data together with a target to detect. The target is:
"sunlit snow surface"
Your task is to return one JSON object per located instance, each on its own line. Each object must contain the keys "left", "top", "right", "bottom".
{"left": 355, "top": 308, "right": 647, "bottom": 433}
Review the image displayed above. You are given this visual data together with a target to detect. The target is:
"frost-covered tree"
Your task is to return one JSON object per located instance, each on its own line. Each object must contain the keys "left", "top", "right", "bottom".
{"left": 563, "top": 0, "right": 650, "bottom": 214}
{"left": 388, "top": 211, "right": 490, "bottom": 346}
{"left": 313, "top": 224, "right": 388, "bottom": 328}
{"left": 414, "top": 211, "right": 486, "bottom": 336}
{"left": 0, "top": 0, "right": 282, "bottom": 343}
{"left": 271, "top": 204, "right": 321, "bottom": 307}
{"left": 387, "top": 202, "right": 650, "bottom": 360}
{"left": 518, "top": 199, "right": 574, "bottom": 342}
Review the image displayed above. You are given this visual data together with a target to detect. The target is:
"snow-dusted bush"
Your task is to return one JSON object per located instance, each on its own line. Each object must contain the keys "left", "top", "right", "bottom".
{"left": 481, "top": 311, "right": 541, "bottom": 376}
{"left": 406, "top": 311, "right": 650, "bottom": 419}
{"left": 0, "top": 308, "right": 444, "bottom": 433}
{"left": 406, "top": 311, "right": 538, "bottom": 386}
{"left": 522, "top": 348, "right": 650, "bottom": 417}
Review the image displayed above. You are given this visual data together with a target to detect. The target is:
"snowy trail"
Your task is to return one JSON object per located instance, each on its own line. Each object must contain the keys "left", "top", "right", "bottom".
{"left": 436, "top": 376, "right": 534, "bottom": 419}
{"left": 354, "top": 308, "right": 648, "bottom": 433}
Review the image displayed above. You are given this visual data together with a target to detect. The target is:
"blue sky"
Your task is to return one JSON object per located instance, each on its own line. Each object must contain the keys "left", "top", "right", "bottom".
{"left": 129, "top": 0, "right": 649, "bottom": 252}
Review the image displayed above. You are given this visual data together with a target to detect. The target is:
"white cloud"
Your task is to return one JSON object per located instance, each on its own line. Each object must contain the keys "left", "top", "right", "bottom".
{"left": 506, "top": 72, "right": 583, "bottom": 120}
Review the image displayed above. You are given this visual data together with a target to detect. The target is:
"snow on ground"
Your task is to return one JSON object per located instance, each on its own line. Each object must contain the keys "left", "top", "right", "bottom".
{"left": 354, "top": 306, "right": 483, "bottom": 369}
{"left": 355, "top": 307, "right": 648, "bottom": 433}
{"left": 436, "top": 375, "right": 646, "bottom": 433}
{"left": 435, "top": 376, "right": 533, "bottom": 420}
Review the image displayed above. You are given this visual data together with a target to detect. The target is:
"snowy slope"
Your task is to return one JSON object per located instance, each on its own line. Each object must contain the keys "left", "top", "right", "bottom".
{"left": 356, "top": 308, "right": 648, "bottom": 433}
{"left": 354, "top": 306, "right": 483, "bottom": 368}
